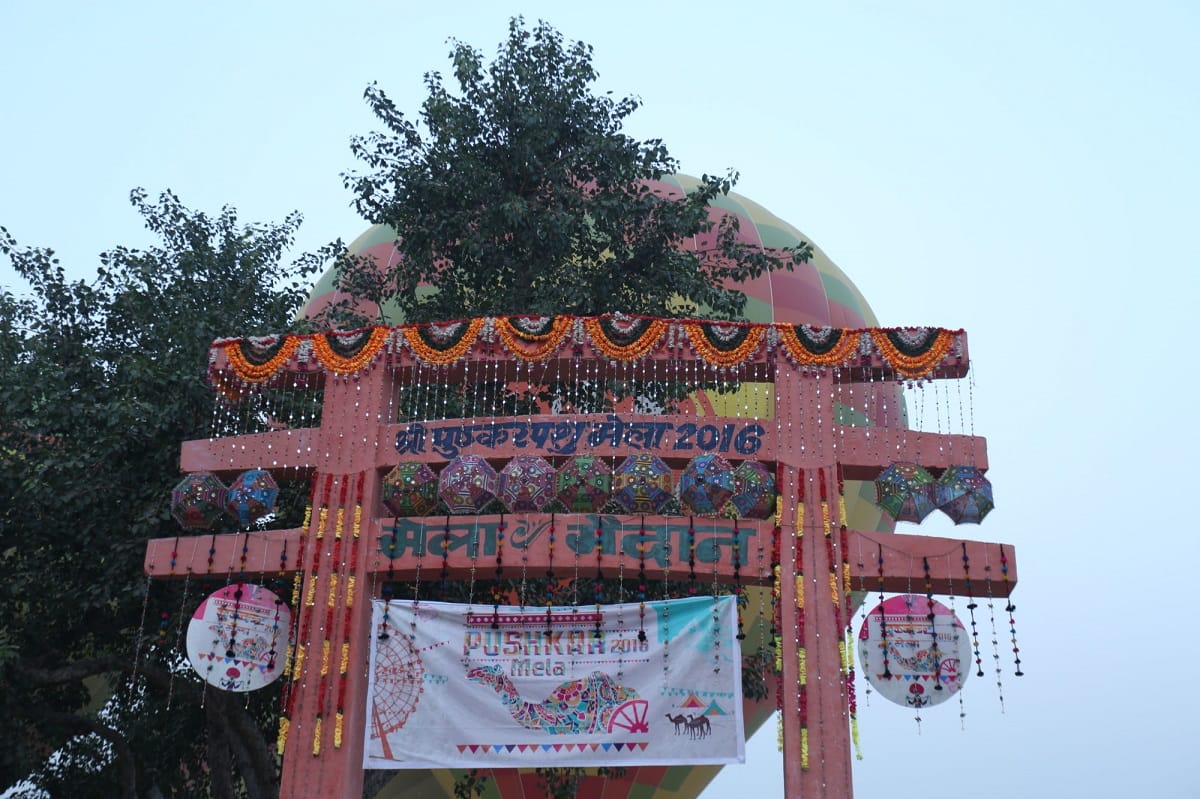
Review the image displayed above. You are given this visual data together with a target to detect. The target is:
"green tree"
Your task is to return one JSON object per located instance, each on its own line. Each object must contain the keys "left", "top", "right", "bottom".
{"left": 336, "top": 17, "right": 808, "bottom": 327}
{"left": 0, "top": 190, "right": 323, "bottom": 798}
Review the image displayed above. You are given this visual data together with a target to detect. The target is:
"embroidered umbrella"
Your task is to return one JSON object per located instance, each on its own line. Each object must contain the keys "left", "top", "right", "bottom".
{"left": 612, "top": 454, "right": 674, "bottom": 514}
{"left": 438, "top": 455, "right": 498, "bottom": 514}
{"left": 498, "top": 455, "right": 556, "bottom": 513}
{"left": 934, "top": 464, "right": 994, "bottom": 524}
{"left": 383, "top": 462, "right": 440, "bottom": 517}
{"left": 729, "top": 460, "right": 777, "bottom": 519}
{"left": 555, "top": 455, "right": 612, "bottom": 512}
{"left": 874, "top": 463, "right": 936, "bottom": 523}
{"left": 225, "top": 468, "right": 279, "bottom": 527}
{"left": 171, "top": 471, "right": 228, "bottom": 530}
{"left": 679, "top": 454, "right": 735, "bottom": 517}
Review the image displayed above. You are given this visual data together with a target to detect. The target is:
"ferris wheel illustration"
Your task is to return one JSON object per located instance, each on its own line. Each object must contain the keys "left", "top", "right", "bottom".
{"left": 371, "top": 633, "right": 433, "bottom": 753}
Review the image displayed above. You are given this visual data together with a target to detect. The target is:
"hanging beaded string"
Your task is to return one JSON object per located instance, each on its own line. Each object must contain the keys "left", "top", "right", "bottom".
{"left": 378, "top": 517, "right": 395, "bottom": 643}
{"left": 875, "top": 543, "right": 893, "bottom": 678}
{"left": 168, "top": 542, "right": 195, "bottom": 709}
{"left": 313, "top": 475, "right": 350, "bottom": 756}
{"left": 921, "top": 556, "right": 943, "bottom": 693}
{"left": 732, "top": 518, "right": 745, "bottom": 641}
{"left": 636, "top": 516, "right": 648, "bottom": 643}
{"left": 817, "top": 471, "right": 845, "bottom": 677}
{"left": 439, "top": 515, "right": 452, "bottom": 598}
{"left": 795, "top": 474, "right": 809, "bottom": 770}
{"left": 466, "top": 515, "right": 480, "bottom": 618}
{"left": 660, "top": 518, "right": 672, "bottom": 688}
{"left": 1000, "top": 545, "right": 1023, "bottom": 676}
{"left": 711, "top": 517, "right": 722, "bottom": 676}
{"left": 687, "top": 516, "right": 698, "bottom": 597}
{"left": 945, "top": 558, "right": 967, "bottom": 730}
{"left": 982, "top": 550, "right": 1006, "bottom": 712}
{"left": 753, "top": 490, "right": 769, "bottom": 686}
{"left": 131, "top": 544, "right": 155, "bottom": 693}
{"left": 492, "top": 513, "right": 506, "bottom": 630}
{"left": 333, "top": 472, "right": 365, "bottom": 749}
{"left": 771, "top": 493, "right": 783, "bottom": 729}
{"left": 836, "top": 473, "right": 862, "bottom": 760}
{"left": 279, "top": 477, "right": 323, "bottom": 753}
{"left": 593, "top": 515, "right": 604, "bottom": 639}
{"left": 152, "top": 539, "right": 177, "bottom": 659}
{"left": 545, "top": 513, "right": 557, "bottom": 638}
{"left": 202, "top": 531, "right": 218, "bottom": 596}
{"left": 960, "top": 542, "right": 985, "bottom": 678}
{"left": 517, "top": 517, "right": 530, "bottom": 613}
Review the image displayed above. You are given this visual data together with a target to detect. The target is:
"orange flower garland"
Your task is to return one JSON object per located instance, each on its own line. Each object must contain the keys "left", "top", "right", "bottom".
{"left": 868, "top": 328, "right": 959, "bottom": 379}
{"left": 775, "top": 325, "right": 860, "bottom": 368}
{"left": 402, "top": 318, "right": 485, "bottom": 366}
{"left": 224, "top": 335, "right": 300, "bottom": 383}
{"left": 311, "top": 326, "right": 390, "bottom": 375}
{"left": 584, "top": 316, "right": 668, "bottom": 361}
{"left": 682, "top": 321, "right": 765, "bottom": 367}
{"left": 495, "top": 315, "right": 573, "bottom": 362}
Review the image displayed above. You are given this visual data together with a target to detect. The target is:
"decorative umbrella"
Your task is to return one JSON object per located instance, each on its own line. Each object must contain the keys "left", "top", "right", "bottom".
{"left": 498, "top": 455, "right": 556, "bottom": 513}
{"left": 555, "top": 455, "right": 612, "bottom": 512}
{"left": 225, "top": 468, "right": 279, "bottom": 527}
{"left": 383, "top": 462, "right": 440, "bottom": 517}
{"left": 934, "top": 464, "right": 994, "bottom": 524}
{"left": 729, "top": 460, "right": 777, "bottom": 519}
{"left": 679, "top": 454, "right": 736, "bottom": 517}
{"left": 438, "top": 455, "right": 498, "bottom": 514}
{"left": 612, "top": 454, "right": 674, "bottom": 514}
{"left": 171, "top": 471, "right": 228, "bottom": 530}
{"left": 874, "top": 462, "right": 936, "bottom": 523}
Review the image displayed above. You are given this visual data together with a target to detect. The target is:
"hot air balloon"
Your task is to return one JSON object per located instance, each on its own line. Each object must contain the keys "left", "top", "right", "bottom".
{"left": 300, "top": 177, "right": 905, "bottom": 799}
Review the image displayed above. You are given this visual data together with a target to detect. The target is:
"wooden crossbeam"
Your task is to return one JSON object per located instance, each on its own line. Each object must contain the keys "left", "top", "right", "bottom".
{"left": 144, "top": 518, "right": 1014, "bottom": 598}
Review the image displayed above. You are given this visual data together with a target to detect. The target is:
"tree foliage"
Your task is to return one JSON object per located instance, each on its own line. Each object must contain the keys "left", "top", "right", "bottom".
{"left": 0, "top": 191, "right": 322, "bottom": 798}
{"left": 337, "top": 17, "right": 807, "bottom": 326}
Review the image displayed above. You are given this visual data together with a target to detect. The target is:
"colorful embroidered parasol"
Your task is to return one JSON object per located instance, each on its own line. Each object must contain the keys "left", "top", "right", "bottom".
{"left": 555, "top": 455, "right": 613, "bottom": 512}
{"left": 382, "top": 462, "right": 440, "bottom": 517}
{"left": 498, "top": 455, "right": 556, "bottom": 513}
{"left": 171, "top": 471, "right": 228, "bottom": 530}
{"left": 612, "top": 454, "right": 674, "bottom": 514}
{"left": 438, "top": 455, "right": 498, "bottom": 514}
{"left": 874, "top": 463, "right": 936, "bottom": 523}
{"left": 225, "top": 468, "right": 279, "bottom": 527}
{"left": 679, "top": 454, "right": 736, "bottom": 517}
{"left": 934, "top": 464, "right": 994, "bottom": 524}
{"left": 730, "top": 460, "right": 777, "bottom": 519}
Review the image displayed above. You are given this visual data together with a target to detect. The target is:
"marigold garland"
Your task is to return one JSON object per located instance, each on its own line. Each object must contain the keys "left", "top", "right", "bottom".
{"left": 682, "top": 321, "right": 765, "bottom": 367}
{"left": 495, "top": 315, "right": 573, "bottom": 362}
{"left": 868, "top": 328, "right": 959, "bottom": 379}
{"left": 210, "top": 317, "right": 966, "bottom": 387}
{"left": 584, "top": 316, "right": 668, "bottom": 361}
{"left": 402, "top": 318, "right": 485, "bottom": 366}
{"left": 776, "top": 325, "right": 860, "bottom": 368}
{"left": 224, "top": 335, "right": 299, "bottom": 382}
{"left": 311, "top": 326, "right": 390, "bottom": 375}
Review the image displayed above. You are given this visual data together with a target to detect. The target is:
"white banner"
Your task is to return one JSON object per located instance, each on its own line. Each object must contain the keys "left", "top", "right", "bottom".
{"left": 364, "top": 596, "right": 744, "bottom": 768}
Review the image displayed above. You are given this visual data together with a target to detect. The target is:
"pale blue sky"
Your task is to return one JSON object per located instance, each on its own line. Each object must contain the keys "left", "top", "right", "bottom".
{"left": 3, "top": 2, "right": 1197, "bottom": 797}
